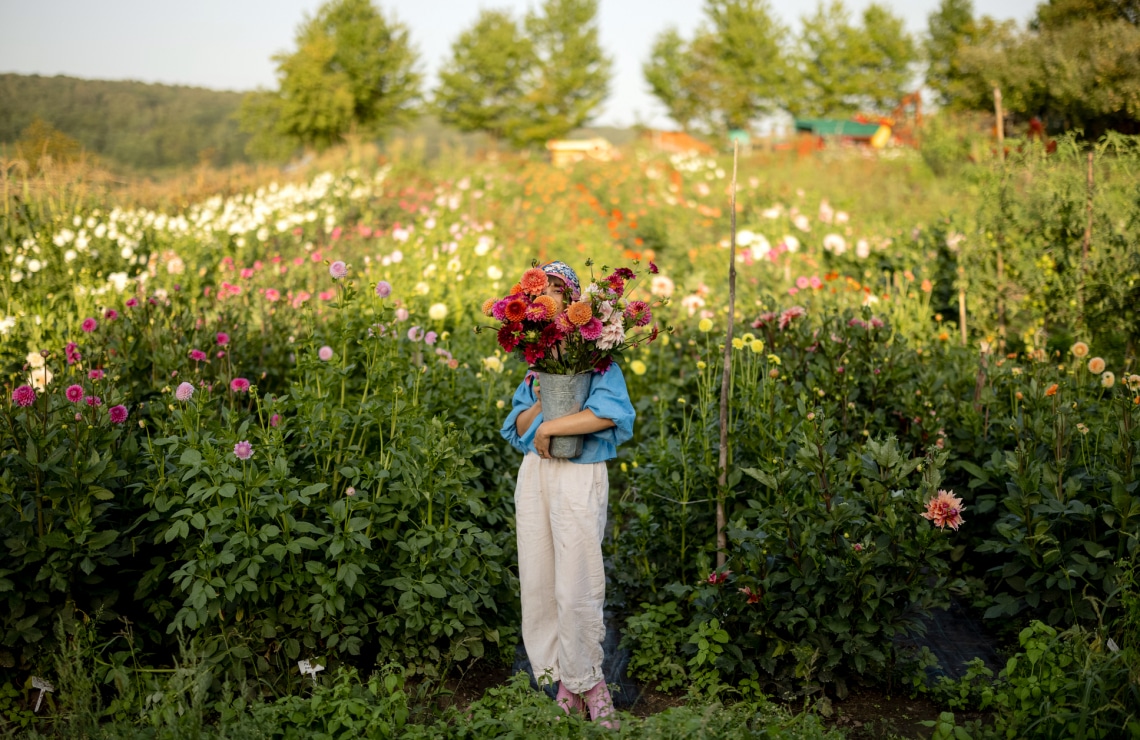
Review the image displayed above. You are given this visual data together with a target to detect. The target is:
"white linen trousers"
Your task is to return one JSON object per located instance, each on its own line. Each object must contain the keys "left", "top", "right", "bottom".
{"left": 514, "top": 452, "right": 608, "bottom": 694}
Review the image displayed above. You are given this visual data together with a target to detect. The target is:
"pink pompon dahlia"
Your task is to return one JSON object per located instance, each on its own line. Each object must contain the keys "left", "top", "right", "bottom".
{"left": 81, "top": 318, "right": 98, "bottom": 333}
{"left": 65, "top": 342, "right": 82, "bottom": 365}
{"left": 109, "top": 405, "right": 128, "bottom": 424}
{"left": 329, "top": 260, "right": 348, "bottom": 279}
{"left": 175, "top": 381, "right": 195, "bottom": 401}
{"left": 189, "top": 349, "right": 208, "bottom": 362}
{"left": 12, "top": 385, "right": 36, "bottom": 407}
{"left": 579, "top": 317, "right": 604, "bottom": 341}
{"left": 230, "top": 377, "right": 250, "bottom": 393}
{"left": 216, "top": 332, "right": 230, "bottom": 346}
{"left": 233, "top": 440, "right": 253, "bottom": 460}
{"left": 88, "top": 369, "right": 104, "bottom": 381}
{"left": 66, "top": 384, "right": 85, "bottom": 403}
{"left": 922, "top": 489, "right": 966, "bottom": 531}
{"left": 318, "top": 345, "right": 335, "bottom": 360}
{"left": 624, "top": 300, "right": 651, "bottom": 327}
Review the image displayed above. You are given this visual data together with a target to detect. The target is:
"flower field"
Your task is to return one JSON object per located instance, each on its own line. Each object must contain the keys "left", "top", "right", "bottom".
{"left": 2, "top": 137, "right": 1139, "bottom": 737}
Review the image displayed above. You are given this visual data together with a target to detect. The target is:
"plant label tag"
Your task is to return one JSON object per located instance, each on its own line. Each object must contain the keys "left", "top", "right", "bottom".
{"left": 1106, "top": 638, "right": 1120, "bottom": 653}
{"left": 31, "top": 676, "right": 54, "bottom": 712}
{"left": 298, "top": 659, "right": 325, "bottom": 684}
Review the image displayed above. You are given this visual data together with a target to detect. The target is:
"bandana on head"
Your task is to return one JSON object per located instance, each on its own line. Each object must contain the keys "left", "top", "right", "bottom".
{"left": 541, "top": 261, "right": 581, "bottom": 301}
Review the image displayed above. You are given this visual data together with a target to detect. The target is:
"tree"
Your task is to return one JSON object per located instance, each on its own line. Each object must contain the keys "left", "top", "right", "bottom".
{"left": 240, "top": 0, "right": 421, "bottom": 155}
{"left": 432, "top": 9, "right": 533, "bottom": 142}
{"left": 642, "top": 28, "right": 703, "bottom": 131}
{"left": 792, "top": 1, "right": 916, "bottom": 118}
{"left": 506, "top": 0, "right": 611, "bottom": 146}
{"left": 643, "top": 0, "right": 791, "bottom": 133}
{"left": 925, "top": 0, "right": 977, "bottom": 107}
{"left": 947, "top": 0, "right": 1140, "bottom": 135}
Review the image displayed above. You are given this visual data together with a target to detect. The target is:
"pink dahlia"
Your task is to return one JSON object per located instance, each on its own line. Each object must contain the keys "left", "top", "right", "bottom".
{"left": 109, "top": 405, "right": 128, "bottom": 424}
{"left": 190, "top": 349, "right": 208, "bottom": 362}
{"left": 579, "top": 317, "right": 604, "bottom": 341}
{"left": 12, "top": 385, "right": 36, "bottom": 407}
{"left": 65, "top": 342, "right": 82, "bottom": 365}
{"left": 375, "top": 280, "right": 392, "bottom": 298}
{"left": 88, "top": 369, "right": 104, "bottom": 381}
{"left": 624, "top": 300, "right": 652, "bottom": 327}
{"left": 104, "top": 309, "right": 119, "bottom": 321}
{"left": 318, "top": 345, "right": 334, "bottom": 361}
{"left": 230, "top": 377, "right": 250, "bottom": 393}
{"left": 216, "top": 332, "right": 230, "bottom": 346}
{"left": 125, "top": 297, "right": 138, "bottom": 308}
{"left": 751, "top": 312, "right": 777, "bottom": 329}
{"left": 84, "top": 395, "right": 102, "bottom": 407}
{"left": 778, "top": 306, "right": 807, "bottom": 331}
{"left": 174, "top": 382, "right": 195, "bottom": 401}
{"left": 81, "top": 318, "right": 98, "bottom": 333}
{"left": 424, "top": 331, "right": 438, "bottom": 346}
{"left": 922, "top": 489, "right": 966, "bottom": 531}
{"left": 66, "top": 384, "right": 85, "bottom": 403}
{"left": 329, "top": 260, "right": 348, "bottom": 279}
{"left": 233, "top": 440, "right": 253, "bottom": 460}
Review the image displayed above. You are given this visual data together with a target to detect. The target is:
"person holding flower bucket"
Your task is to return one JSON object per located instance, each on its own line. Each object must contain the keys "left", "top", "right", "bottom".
{"left": 491, "top": 259, "right": 657, "bottom": 728}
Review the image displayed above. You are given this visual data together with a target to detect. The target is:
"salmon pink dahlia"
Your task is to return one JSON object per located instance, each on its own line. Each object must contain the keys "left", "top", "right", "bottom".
{"left": 1088, "top": 357, "right": 1106, "bottom": 374}
{"left": 1070, "top": 342, "right": 1089, "bottom": 358}
{"left": 519, "top": 268, "right": 548, "bottom": 296}
{"left": 922, "top": 489, "right": 966, "bottom": 531}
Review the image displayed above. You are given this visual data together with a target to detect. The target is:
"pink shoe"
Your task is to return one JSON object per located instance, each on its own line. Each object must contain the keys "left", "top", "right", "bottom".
{"left": 583, "top": 680, "right": 619, "bottom": 729}
{"left": 555, "top": 681, "right": 585, "bottom": 716}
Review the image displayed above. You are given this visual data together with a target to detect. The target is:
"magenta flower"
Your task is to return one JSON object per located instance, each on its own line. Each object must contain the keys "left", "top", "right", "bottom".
{"left": 318, "top": 346, "right": 334, "bottom": 361}
{"left": 12, "top": 385, "right": 36, "bottom": 407}
{"left": 233, "top": 440, "right": 253, "bottom": 460}
{"left": 216, "top": 332, "right": 230, "bottom": 346}
{"left": 649, "top": 261, "right": 659, "bottom": 274}
{"left": 269, "top": 413, "right": 281, "bottom": 427}
{"left": 624, "top": 300, "right": 651, "bottom": 327}
{"left": 81, "top": 318, "right": 98, "bottom": 333}
{"left": 125, "top": 298, "right": 139, "bottom": 308}
{"left": 189, "top": 349, "right": 207, "bottom": 362}
{"left": 230, "top": 377, "right": 250, "bottom": 393}
{"left": 84, "top": 395, "right": 102, "bottom": 407}
{"left": 66, "top": 384, "right": 85, "bottom": 403}
{"left": 104, "top": 309, "right": 119, "bottom": 320}
{"left": 376, "top": 281, "right": 392, "bottom": 298}
{"left": 579, "top": 317, "right": 604, "bottom": 341}
{"left": 174, "top": 382, "right": 195, "bottom": 401}
{"left": 329, "top": 260, "right": 348, "bottom": 279}
{"left": 65, "top": 342, "right": 82, "bottom": 365}
{"left": 88, "top": 369, "right": 105, "bottom": 381}
{"left": 109, "top": 405, "right": 128, "bottom": 424}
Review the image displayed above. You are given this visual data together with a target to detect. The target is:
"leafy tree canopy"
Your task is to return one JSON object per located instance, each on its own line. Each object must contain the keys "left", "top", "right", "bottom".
{"left": 241, "top": 0, "right": 422, "bottom": 156}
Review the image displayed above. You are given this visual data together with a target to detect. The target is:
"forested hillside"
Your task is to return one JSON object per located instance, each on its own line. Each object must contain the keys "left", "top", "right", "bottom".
{"left": 0, "top": 74, "right": 250, "bottom": 171}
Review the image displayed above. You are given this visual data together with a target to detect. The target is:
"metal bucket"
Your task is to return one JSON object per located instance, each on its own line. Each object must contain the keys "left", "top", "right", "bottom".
{"left": 536, "top": 371, "right": 592, "bottom": 458}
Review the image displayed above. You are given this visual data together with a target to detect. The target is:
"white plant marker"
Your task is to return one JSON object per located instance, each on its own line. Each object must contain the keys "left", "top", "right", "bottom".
{"left": 298, "top": 659, "right": 325, "bottom": 685}
{"left": 31, "top": 677, "right": 54, "bottom": 712}
{"left": 1106, "top": 638, "right": 1120, "bottom": 653}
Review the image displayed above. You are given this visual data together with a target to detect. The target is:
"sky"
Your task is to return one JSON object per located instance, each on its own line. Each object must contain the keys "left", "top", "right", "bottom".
{"left": 1, "top": 0, "right": 1040, "bottom": 129}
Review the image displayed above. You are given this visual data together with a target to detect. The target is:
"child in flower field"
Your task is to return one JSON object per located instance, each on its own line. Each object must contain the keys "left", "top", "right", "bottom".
{"left": 500, "top": 260, "right": 636, "bottom": 728}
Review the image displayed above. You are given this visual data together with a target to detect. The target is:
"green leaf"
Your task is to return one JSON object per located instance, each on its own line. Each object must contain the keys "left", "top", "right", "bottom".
{"left": 89, "top": 486, "right": 115, "bottom": 501}
{"left": 179, "top": 449, "right": 202, "bottom": 466}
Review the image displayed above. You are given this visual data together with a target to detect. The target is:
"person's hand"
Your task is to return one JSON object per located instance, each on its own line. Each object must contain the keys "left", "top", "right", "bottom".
{"left": 534, "top": 422, "right": 552, "bottom": 459}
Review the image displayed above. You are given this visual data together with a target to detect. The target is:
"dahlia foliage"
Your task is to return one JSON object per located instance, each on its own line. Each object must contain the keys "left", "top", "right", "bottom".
{"left": 482, "top": 262, "right": 664, "bottom": 374}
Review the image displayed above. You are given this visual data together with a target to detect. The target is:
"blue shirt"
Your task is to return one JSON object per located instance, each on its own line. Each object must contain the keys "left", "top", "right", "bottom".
{"left": 500, "top": 365, "right": 636, "bottom": 464}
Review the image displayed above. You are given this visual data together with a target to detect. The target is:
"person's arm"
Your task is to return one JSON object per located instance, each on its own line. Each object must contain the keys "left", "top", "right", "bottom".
{"left": 516, "top": 397, "right": 542, "bottom": 436}
{"left": 533, "top": 409, "right": 615, "bottom": 458}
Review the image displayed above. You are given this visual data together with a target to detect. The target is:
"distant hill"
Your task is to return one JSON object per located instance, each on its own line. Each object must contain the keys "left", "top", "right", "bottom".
{"left": 0, "top": 73, "right": 251, "bottom": 172}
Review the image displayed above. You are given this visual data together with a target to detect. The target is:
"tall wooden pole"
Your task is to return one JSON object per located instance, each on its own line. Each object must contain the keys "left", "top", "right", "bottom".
{"left": 716, "top": 142, "right": 739, "bottom": 569}
{"left": 993, "top": 87, "right": 1004, "bottom": 161}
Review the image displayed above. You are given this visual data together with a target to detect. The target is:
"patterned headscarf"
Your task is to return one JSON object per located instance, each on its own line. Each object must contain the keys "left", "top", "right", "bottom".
{"left": 541, "top": 261, "right": 581, "bottom": 301}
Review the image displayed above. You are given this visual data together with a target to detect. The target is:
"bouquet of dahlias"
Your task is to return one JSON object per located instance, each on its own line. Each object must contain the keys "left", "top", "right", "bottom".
{"left": 481, "top": 261, "right": 663, "bottom": 374}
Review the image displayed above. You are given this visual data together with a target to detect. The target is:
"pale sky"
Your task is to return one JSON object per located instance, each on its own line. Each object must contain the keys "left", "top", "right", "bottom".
{"left": 0, "top": 0, "right": 1040, "bottom": 128}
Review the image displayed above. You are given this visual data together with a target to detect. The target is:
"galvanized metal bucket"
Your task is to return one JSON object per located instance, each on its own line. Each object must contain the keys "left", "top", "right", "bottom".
{"left": 536, "top": 371, "right": 592, "bottom": 458}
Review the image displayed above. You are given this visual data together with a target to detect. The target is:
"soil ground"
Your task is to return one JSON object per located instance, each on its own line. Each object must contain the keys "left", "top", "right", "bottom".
{"left": 437, "top": 664, "right": 990, "bottom": 738}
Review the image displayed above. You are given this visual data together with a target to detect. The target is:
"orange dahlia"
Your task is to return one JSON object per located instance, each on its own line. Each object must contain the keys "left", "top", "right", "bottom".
{"left": 533, "top": 295, "right": 558, "bottom": 320}
{"left": 519, "top": 268, "right": 548, "bottom": 296}
{"left": 481, "top": 298, "right": 497, "bottom": 317}
{"left": 509, "top": 283, "right": 524, "bottom": 296}
{"left": 504, "top": 298, "right": 528, "bottom": 322}
{"left": 567, "top": 301, "right": 593, "bottom": 326}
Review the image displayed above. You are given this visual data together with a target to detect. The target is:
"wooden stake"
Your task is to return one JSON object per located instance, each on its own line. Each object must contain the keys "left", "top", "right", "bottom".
{"left": 993, "top": 87, "right": 1004, "bottom": 161}
{"left": 716, "top": 141, "right": 739, "bottom": 569}
{"left": 1080, "top": 150, "right": 1094, "bottom": 323}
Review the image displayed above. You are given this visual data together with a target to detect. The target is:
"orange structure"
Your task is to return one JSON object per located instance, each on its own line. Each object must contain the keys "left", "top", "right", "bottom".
{"left": 545, "top": 138, "right": 619, "bottom": 167}
{"left": 641, "top": 129, "right": 716, "bottom": 155}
